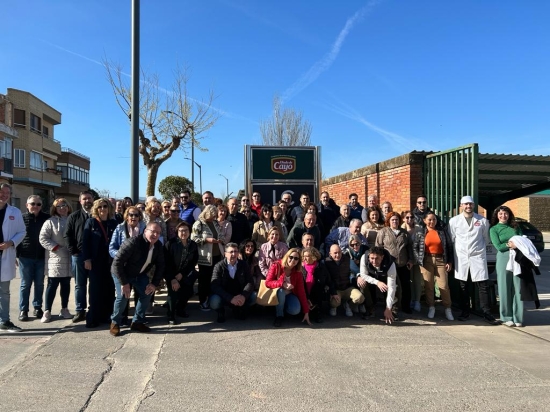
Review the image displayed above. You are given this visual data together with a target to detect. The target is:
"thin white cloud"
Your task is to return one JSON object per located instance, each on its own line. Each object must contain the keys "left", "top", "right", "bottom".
{"left": 320, "top": 97, "right": 435, "bottom": 152}
{"left": 39, "top": 39, "right": 257, "bottom": 124}
{"left": 281, "top": 1, "right": 380, "bottom": 104}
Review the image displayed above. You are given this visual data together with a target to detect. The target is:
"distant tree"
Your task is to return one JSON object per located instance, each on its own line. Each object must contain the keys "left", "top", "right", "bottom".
{"left": 104, "top": 60, "right": 220, "bottom": 196}
{"left": 89, "top": 189, "right": 101, "bottom": 200}
{"left": 158, "top": 175, "right": 193, "bottom": 200}
{"left": 93, "top": 188, "right": 109, "bottom": 199}
{"left": 260, "top": 95, "right": 312, "bottom": 146}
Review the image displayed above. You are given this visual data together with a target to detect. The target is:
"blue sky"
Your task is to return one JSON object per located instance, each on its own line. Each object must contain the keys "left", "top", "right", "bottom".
{"left": 1, "top": 1, "right": 549, "bottom": 200}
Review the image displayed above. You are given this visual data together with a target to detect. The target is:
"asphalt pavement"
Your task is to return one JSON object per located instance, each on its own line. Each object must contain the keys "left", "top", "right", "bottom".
{"left": 1, "top": 244, "right": 549, "bottom": 412}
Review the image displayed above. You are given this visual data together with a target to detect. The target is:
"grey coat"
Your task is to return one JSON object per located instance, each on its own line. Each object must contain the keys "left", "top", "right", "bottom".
{"left": 39, "top": 216, "right": 74, "bottom": 278}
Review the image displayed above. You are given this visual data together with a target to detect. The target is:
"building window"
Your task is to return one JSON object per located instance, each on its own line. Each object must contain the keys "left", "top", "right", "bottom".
{"left": 14, "top": 109, "right": 26, "bottom": 127}
{"left": 30, "top": 114, "right": 42, "bottom": 134}
{"left": 14, "top": 149, "right": 25, "bottom": 168}
{"left": 0, "top": 138, "right": 12, "bottom": 159}
{"left": 42, "top": 126, "right": 49, "bottom": 138}
{"left": 58, "top": 163, "right": 89, "bottom": 185}
{"left": 30, "top": 151, "right": 43, "bottom": 171}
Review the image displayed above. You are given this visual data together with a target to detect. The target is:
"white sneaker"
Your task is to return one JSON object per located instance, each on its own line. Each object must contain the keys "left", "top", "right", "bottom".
{"left": 358, "top": 305, "right": 367, "bottom": 314}
{"left": 41, "top": 310, "right": 51, "bottom": 323}
{"left": 515, "top": 323, "right": 523, "bottom": 327}
{"left": 427, "top": 307, "right": 435, "bottom": 319}
{"left": 343, "top": 302, "right": 353, "bottom": 317}
{"left": 59, "top": 308, "right": 72, "bottom": 319}
{"left": 445, "top": 308, "right": 454, "bottom": 321}
{"left": 503, "top": 321, "right": 515, "bottom": 327}
{"left": 329, "top": 308, "right": 337, "bottom": 317}
{"left": 413, "top": 301, "right": 421, "bottom": 312}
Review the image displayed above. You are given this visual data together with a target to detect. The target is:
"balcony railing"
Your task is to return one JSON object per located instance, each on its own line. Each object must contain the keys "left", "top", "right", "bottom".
{"left": 61, "top": 147, "right": 90, "bottom": 161}
{"left": 0, "top": 157, "right": 13, "bottom": 174}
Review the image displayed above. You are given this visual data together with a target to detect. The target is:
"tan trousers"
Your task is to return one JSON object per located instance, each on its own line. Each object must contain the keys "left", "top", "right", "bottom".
{"left": 420, "top": 254, "right": 451, "bottom": 308}
{"left": 330, "top": 287, "right": 365, "bottom": 308}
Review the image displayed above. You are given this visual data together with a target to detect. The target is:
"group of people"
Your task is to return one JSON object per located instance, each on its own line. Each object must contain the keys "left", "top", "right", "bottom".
{"left": 0, "top": 184, "right": 541, "bottom": 334}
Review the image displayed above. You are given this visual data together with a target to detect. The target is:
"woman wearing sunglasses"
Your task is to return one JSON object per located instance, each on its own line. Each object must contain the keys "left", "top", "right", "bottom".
{"left": 265, "top": 248, "right": 311, "bottom": 327}
{"left": 82, "top": 198, "right": 118, "bottom": 328}
{"left": 109, "top": 206, "right": 146, "bottom": 326}
{"left": 38, "top": 198, "right": 74, "bottom": 323}
{"left": 402, "top": 210, "right": 422, "bottom": 312}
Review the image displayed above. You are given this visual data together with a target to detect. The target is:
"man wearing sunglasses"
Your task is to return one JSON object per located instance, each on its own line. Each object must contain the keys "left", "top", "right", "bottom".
{"left": 0, "top": 184, "right": 26, "bottom": 332}
{"left": 17, "top": 195, "right": 50, "bottom": 322}
{"left": 178, "top": 189, "right": 200, "bottom": 226}
{"left": 413, "top": 195, "right": 444, "bottom": 229}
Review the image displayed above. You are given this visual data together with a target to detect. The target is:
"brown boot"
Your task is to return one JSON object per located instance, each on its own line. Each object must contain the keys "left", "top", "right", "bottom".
{"left": 110, "top": 322, "right": 120, "bottom": 337}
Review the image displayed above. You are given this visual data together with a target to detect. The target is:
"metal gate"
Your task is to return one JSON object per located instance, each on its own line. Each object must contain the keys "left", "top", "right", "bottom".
{"left": 424, "top": 143, "right": 479, "bottom": 223}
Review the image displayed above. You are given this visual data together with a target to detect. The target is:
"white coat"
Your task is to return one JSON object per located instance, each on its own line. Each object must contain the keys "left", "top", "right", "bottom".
{"left": 0, "top": 204, "right": 26, "bottom": 282}
{"left": 447, "top": 212, "right": 490, "bottom": 282}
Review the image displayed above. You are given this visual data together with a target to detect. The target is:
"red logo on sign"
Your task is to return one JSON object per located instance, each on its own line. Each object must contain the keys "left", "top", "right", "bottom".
{"left": 271, "top": 157, "right": 295, "bottom": 175}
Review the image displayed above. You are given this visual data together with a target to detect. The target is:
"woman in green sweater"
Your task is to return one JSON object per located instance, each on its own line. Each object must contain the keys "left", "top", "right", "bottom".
{"left": 489, "top": 206, "right": 523, "bottom": 327}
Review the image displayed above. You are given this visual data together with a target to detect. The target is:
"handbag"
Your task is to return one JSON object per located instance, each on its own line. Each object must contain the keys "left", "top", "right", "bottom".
{"left": 257, "top": 280, "right": 279, "bottom": 306}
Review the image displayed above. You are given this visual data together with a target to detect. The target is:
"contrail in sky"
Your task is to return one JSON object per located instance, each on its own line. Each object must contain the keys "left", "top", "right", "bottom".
{"left": 39, "top": 39, "right": 257, "bottom": 124}
{"left": 281, "top": 0, "right": 380, "bottom": 104}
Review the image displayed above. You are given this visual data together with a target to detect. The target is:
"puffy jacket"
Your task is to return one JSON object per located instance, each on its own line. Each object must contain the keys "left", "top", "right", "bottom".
{"left": 412, "top": 226, "right": 454, "bottom": 267}
{"left": 17, "top": 211, "right": 49, "bottom": 259}
{"left": 39, "top": 215, "right": 73, "bottom": 278}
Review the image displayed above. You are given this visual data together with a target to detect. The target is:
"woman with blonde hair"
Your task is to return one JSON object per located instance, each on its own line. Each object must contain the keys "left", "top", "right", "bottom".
{"left": 265, "top": 248, "right": 311, "bottom": 327}
{"left": 142, "top": 198, "right": 167, "bottom": 242}
{"left": 191, "top": 205, "right": 223, "bottom": 311}
{"left": 216, "top": 204, "right": 232, "bottom": 246}
{"left": 38, "top": 198, "right": 74, "bottom": 323}
{"left": 82, "top": 198, "right": 118, "bottom": 328}
{"left": 252, "top": 203, "right": 284, "bottom": 248}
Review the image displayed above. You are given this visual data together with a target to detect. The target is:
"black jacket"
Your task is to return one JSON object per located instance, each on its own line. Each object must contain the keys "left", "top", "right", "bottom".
{"left": 412, "top": 226, "right": 453, "bottom": 267}
{"left": 317, "top": 200, "right": 339, "bottom": 239}
{"left": 211, "top": 259, "right": 254, "bottom": 303}
{"left": 164, "top": 238, "right": 198, "bottom": 283}
{"left": 82, "top": 218, "right": 118, "bottom": 262}
{"left": 111, "top": 235, "right": 165, "bottom": 286}
{"left": 17, "top": 211, "right": 49, "bottom": 259}
{"left": 324, "top": 253, "right": 351, "bottom": 294}
{"left": 301, "top": 261, "right": 330, "bottom": 301}
{"left": 64, "top": 209, "right": 90, "bottom": 255}
{"left": 227, "top": 212, "right": 250, "bottom": 245}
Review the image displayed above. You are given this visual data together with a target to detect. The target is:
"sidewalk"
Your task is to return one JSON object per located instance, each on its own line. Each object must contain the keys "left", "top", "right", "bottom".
{"left": 0, "top": 251, "right": 549, "bottom": 411}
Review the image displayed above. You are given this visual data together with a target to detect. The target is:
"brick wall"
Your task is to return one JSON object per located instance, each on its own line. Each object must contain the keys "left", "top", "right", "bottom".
{"left": 321, "top": 152, "right": 425, "bottom": 214}
{"left": 527, "top": 197, "right": 550, "bottom": 231}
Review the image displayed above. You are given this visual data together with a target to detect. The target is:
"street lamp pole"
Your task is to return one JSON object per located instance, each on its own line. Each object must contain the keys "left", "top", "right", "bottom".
{"left": 184, "top": 157, "right": 202, "bottom": 194}
{"left": 219, "top": 173, "right": 229, "bottom": 196}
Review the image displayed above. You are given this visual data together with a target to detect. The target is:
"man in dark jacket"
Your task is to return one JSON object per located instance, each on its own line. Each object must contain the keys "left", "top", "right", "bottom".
{"left": 17, "top": 195, "right": 49, "bottom": 321}
{"left": 210, "top": 242, "right": 255, "bottom": 323}
{"left": 325, "top": 244, "right": 365, "bottom": 317}
{"left": 413, "top": 195, "right": 445, "bottom": 229}
{"left": 110, "top": 222, "right": 165, "bottom": 336}
{"left": 63, "top": 190, "right": 94, "bottom": 323}
{"left": 287, "top": 213, "right": 322, "bottom": 249}
{"left": 227, "top": 197, "right": 250, "bottom": 245}
{"left": 317, "top": 191, "right": 339, "bottom": 239}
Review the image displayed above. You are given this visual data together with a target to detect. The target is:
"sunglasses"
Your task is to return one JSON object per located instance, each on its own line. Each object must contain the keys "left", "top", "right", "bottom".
{"left": 170, "top": 210, "right": 179, "bottom": 213}
{"left": 29, "top": 202, "right": 42, "bottom": 207}
{"left": 350, "top": 243, "right": 359, "bottom": 247}
{"left": 417, "top": 201, "right": 427, "bottom": 204}
{"left": 98, "top": 205, "right": 109, "bottom": 209}
{"left": 180, "top": 196, "right": 189, "bottom": 199}
{"left": 56, "top": 204, "right": 67, "bottom": 208}
{"left": 405, "top": 216, "right": 413, "bottom": 219}
{"left": 241, "top": 199, "right": 249, "bottom": 202}
{"left": 288, "top": 255, "right": 300, "bottom": 262}
{"left": 128, "top": 213, "right": 140, "bottom": 217}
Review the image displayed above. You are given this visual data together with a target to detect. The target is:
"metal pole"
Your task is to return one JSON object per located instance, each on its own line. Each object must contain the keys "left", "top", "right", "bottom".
{"left": 219, "top": 174, "right": 228, "bottom": 196}
{"left": 191, "top": 129, "right": 195, "bottom": 193}
{"left": 130, "top": 0, "right": 140, "bottom": 202}
{"left": 198, "top": 164, "right": 202, "bottom": 194}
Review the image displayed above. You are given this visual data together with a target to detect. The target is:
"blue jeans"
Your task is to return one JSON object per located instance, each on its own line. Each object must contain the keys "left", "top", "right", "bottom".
{"left": 72, "top": 254, "right": 88, "bottom": 312}
{"left": 0, "top": 280, "right": 10, "bottom": 323}
{"left": 209, "top": 292, "right": 257, "bottom": 310}
{"left": 18, "top": 257, "right": 45, "bottom": 311}
{"left": 111, "top": 274, "right": 151, "bottom": 325}
{"left": 275, "top": 289, "right": 301, "bottom": 317}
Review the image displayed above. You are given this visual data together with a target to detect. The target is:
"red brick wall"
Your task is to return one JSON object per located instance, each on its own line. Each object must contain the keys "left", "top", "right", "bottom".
{"left": 321, "top": 153, "right": 425, "bottom": 215}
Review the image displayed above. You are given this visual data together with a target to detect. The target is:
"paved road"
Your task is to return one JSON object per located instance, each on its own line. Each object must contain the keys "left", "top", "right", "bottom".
{"left": 1, "top": 248, "right": 549, "bottom": 411}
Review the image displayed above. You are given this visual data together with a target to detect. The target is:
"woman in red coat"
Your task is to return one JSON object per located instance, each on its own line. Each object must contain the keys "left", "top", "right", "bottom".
{"left": 266, "top": 248, "right": 312, "bottom": 327}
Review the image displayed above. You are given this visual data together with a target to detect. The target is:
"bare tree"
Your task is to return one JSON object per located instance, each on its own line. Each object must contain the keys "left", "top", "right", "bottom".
{"left": 260, "top": 95, "right": 312, "bottom": 146}
{"left": 104, "top": 61, "right": 220, "bottom": 196}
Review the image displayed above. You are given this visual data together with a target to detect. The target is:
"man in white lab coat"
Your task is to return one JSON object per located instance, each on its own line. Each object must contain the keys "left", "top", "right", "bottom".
{"left": 448, "top": 196, "right": 500, "bottom": 325}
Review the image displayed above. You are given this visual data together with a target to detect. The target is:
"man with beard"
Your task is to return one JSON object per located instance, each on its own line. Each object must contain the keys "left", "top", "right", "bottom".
{"left": 64, "top": 190, "right": 94, "bottom": 323}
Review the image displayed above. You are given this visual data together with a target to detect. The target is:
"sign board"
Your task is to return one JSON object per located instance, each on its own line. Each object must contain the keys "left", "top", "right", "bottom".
{"left": 245, "top": 145, "right": 321, "bottom": 203}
